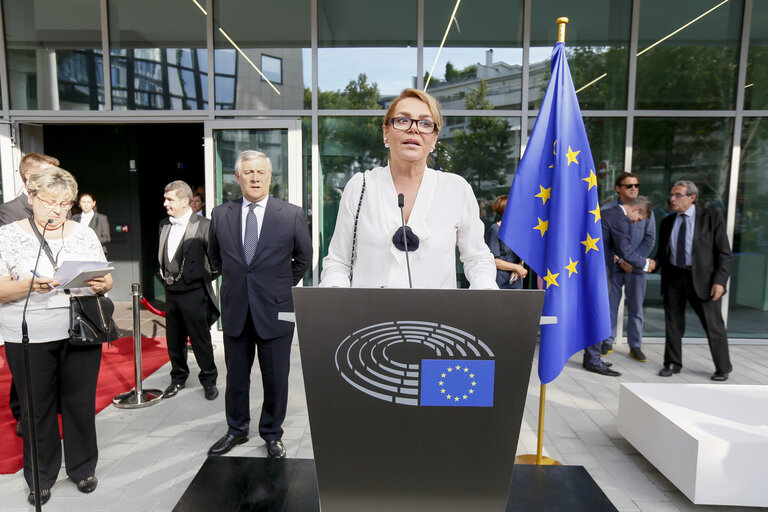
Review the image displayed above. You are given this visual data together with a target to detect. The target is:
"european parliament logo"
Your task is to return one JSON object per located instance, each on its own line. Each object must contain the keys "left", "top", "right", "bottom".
{"left": 334, "top": 320, "right": 495, "bottom": 407}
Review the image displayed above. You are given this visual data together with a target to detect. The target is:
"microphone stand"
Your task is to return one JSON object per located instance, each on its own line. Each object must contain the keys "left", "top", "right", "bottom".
{"left": 21, "top": 217, "right": 51, "bottom": 512}
{"left": 397, "top": 194, "right": 413, "bottom": 288}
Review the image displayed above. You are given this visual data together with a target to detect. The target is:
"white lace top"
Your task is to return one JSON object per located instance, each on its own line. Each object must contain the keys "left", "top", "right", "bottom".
{"left": 0, "top": 221, "right": 106, "bottom": 343}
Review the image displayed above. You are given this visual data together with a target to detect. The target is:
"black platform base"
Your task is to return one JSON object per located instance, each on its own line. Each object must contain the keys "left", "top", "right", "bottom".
{"left": 174, "top": 457, "right": 617, "bottom": 512}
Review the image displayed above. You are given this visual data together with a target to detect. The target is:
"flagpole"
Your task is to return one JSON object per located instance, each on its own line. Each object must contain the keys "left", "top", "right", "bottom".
{"left": 515, "top": 16, "right": 570, "bottom": 467}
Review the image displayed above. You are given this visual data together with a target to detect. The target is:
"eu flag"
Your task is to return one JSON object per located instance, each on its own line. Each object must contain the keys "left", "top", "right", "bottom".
{"left": 498, "top": 42, "right": 610, "bottom": 384}
{"left": 420, "top": 359, "right": 495, "bottom": 407}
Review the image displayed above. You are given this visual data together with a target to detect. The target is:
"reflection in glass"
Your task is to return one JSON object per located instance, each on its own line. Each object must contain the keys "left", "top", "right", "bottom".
{"left": 109, "top": 0, "right": 208, "bottom": 110}
{"left": 423, "top": 0, "right": 523, "bottom": 110}
{"left": 213, "top": 129, "right": 289, "bottom": 206}
{"left": 632, "top": 117, "right": 733, "bottom": 337}
{"left": 4, "top": 0, "right": 104, "bottom": 110}
{"left": 744, "top": 1, "right": 768, "bottom": 109}
{"left": 529, "top": 0, "right": 631, "bottom": 110}
{"left": 214, "top": 0, "right": 309, "bottom": 110}
{"left": 730, "top": 118, "right": 768, "bottom": 337}
{"left": 318, "top": 0, "right": 416, "bottom": 108}
{"left": 635, "top": 0, "right": 742, "bottom": 110}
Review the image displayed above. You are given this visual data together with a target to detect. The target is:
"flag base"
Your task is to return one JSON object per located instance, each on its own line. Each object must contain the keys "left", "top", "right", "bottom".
{"left": 514, "top": 454, "right": 562, "bottom": 465}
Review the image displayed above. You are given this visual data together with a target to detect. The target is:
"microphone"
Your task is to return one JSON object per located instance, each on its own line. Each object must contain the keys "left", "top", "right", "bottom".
{"left": 21, "top": 217, "right": 51, "bottom": 511}
{"left": 397, "top": 193, "right": 413, "bottom": 288}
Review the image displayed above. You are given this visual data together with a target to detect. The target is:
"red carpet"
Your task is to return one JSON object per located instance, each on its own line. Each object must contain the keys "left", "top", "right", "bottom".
{"left": 0, "top": 336, "right": 168, "bottom": 474}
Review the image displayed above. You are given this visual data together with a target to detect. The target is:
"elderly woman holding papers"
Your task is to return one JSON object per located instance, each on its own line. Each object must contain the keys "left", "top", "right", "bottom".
{"left": 320, "top": 88, "right": 496, "bottom": 289}
{"left": 0, "top": 166, "right": 112, "bottom": 505}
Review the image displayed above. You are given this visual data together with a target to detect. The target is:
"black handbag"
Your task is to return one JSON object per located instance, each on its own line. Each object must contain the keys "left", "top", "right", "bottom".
{"left": 69, "top": 294, "right": 120, "bottom": 345}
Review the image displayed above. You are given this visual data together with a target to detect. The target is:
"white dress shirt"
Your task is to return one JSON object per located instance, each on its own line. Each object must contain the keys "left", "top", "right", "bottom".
{"left": 321, "top": 166, "right": 497, "bottom": 289}
{"left": 240, "top": 195, "right": 268, "bottom": 245}
{"left": 167, "top": 208, "right": 193, "bottom": 261}
{"left": 79, "top": 210, "right": 94, "bottom": 226}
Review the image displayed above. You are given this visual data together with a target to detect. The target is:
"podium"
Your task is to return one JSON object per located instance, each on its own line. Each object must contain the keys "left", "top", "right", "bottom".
{"left": 292, "top": 288, "right": 545, "bottom": 512}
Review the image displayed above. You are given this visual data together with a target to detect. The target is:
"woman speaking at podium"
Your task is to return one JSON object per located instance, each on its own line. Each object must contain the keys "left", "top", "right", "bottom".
{"left": 0, "top": 167, "right": 112, "bottom": 505}
{"left": 321, "top": 88, "right": 496, "bottom": 289}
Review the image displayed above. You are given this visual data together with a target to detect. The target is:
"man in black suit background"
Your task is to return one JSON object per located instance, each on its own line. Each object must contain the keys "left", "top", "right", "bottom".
{"left": 159, "top": 180, "right": 219, "bottom": 400}
{"left": 582, "top": 196, "right": 652, "bottom": 377}
{"left": 207, "top": 150, "right": 312, "bottom": 458}
{"left": 651, "top": 180, "right": 732, "bottom": 381}
{"left": 0, "top": 152, "right": 60, "bottom": 436}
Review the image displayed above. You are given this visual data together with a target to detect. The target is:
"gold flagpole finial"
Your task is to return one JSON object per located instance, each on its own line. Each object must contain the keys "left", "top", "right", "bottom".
{"left": 556, "top": 17, "right": 569, "bottom": 43}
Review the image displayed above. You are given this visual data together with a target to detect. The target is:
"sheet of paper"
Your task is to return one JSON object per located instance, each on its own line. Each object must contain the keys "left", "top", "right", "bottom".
{"left": 53, "top": 261, "right": 113, "bottom": 288}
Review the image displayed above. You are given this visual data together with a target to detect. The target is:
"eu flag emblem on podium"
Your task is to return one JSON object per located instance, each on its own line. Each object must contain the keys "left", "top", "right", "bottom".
{"left": 420, "top": 359, "right": 495, "bottom": 407}
{"left": 499, "top": 41, "right": 611, "bottom": 384}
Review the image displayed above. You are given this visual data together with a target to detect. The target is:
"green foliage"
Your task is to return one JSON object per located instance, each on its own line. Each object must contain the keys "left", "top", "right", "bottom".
{"left": 446, "top": 80, "right": 512, "bottom": 191}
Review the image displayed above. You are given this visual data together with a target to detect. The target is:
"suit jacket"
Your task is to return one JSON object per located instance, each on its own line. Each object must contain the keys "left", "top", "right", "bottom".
{"left": 602, "top": 200, "right": 655, "bottom": 275}
{"left": 159, "top": 213, "right": 220, "bottom": 324}
{"left": 601, "top": 204, "right": 647, "bottom": 277}
{"left": 654, "top": 206, "right": 731, "bottom": 301}
{"left": 73, "top": 211, "right": 111, "bottom": 247}
{"left": 0, "top": 194, "right": 32, "bottom": 226}
{"left": 208, "top": 196, "right": 312, "bottom": 340}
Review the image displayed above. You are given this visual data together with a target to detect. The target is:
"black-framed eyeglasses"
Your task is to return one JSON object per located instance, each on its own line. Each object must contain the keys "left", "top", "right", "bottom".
{"left": 388, "top": 117, "right": 438, "bottom": 134}
{"left": 621, "top": 183, "right": 640, "bottom": 189}
{"left": 35, "top": 196, "right": 74, "bottom": 211}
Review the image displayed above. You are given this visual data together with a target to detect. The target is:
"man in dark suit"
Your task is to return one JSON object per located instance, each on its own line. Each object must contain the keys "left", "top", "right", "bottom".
{"left": 0, "top": 152, "right": 60, "bottom": 436}
{"left": 651, "top": 180, "right": 732, "bottom": 381}
{"left": 207, "top": 150, "right": 311, "bottom": 459}
{"left": 72, "top": 193, "right": 111, "bottom": 256}
{"left": 582, "top": 196, "right": 652, "bottom": 376}
{"left": 159, "top": 181, "right": 219, "bottom": 400}
{"left": 600, "top": 172, "right": 656, "bottom": 362}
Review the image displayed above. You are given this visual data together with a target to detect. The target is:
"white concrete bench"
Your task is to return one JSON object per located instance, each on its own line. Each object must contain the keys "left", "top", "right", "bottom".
{"left": 618, "top": 383, "right": 768, "bottom": 507}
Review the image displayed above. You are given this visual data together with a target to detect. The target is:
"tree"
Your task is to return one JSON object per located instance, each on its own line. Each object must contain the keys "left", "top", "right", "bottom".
{"left": 447, "top": 79, "right": 513, "bottom": 192}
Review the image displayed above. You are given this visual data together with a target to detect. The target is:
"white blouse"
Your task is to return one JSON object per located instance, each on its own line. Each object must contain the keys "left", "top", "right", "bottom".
{"left": 321, "top": 166, "right": 497, "bottom": 289}
{"left": 0, "top": 221, "right": 106, "bottom": 343}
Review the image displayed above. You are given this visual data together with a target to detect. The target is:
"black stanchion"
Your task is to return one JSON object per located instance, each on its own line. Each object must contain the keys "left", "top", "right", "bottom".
{"left": 113, "top": 283, "right": 163, "bottom": 409}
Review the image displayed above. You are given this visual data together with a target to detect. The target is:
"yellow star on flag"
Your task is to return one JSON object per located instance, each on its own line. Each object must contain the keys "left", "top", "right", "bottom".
{"left": 533, "top": 218, "right": 548, "bottom": 237}
{"left": 566, "top": 146, "right": 580, "bottom": 165}
{"left": 588, "top": 202, "right": 601, "bottom": 223}
{"left": 535, "top": 185, "right": 551, "bottom": 205}
{"left": 582, "top": 169, "right": 597, "bottom": 190}
{"left": 581, "top": 233, "right": 600, "bottom": 253}
{"left": 553, "top": 140, "right": 557, "bottom": 155}
{"left": 543, "top": 269, "right": 560, "bottom": 288}
{"left": 565, "top": 258, "right": 578, "bottom": 277}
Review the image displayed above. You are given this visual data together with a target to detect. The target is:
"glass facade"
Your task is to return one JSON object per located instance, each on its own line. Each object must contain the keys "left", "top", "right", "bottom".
{"left": 0, "top": 0, "right": 766, "bottom": 340}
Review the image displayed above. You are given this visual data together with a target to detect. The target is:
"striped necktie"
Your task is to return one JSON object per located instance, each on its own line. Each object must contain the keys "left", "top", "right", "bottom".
{"left": 243, "top": 202, "right": 259, "bottom": 263}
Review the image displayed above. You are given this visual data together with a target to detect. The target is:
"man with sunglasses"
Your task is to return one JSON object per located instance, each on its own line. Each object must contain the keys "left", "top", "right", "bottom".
{"left": 600, "top": 172, "right": 656, "bottom": 363}
{"left": 651, "top": 180, "right": 732, "bottom": 381}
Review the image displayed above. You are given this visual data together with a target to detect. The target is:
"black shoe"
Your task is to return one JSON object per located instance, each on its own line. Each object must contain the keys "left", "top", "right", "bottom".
{"left": 711, "top": 372, "right": 729, "bottom": 382}
{"left": 266, "top": 439, "right": 286, "bottom": 459}
{"left": 76, "top": 476, "right": 98, "bottom": 493}
{"left": 600, "top": 342, "right": 613, "bottom": 356}
{"left": 629, "top": 347, "right": 647, "bottom": 362}
{"left": 583, "top": 361, "right": 612, "bottom": 368}
{"left": 658, "top": 365, "right": 681, "bottom": 377}
{"left": 584, "top": 364, "right": 621, "bottom": 377}
{"left": 27, "top": 488, "right": 51, "bottom": 505}
{"left": 16, "top": 421, "right": 22, "bottom": 437}
{"left": 163, "top": 383, "right": 185, "bottom": 399}
{"left": 208, "top": 433, "right": 248, "bottom": 456}
{"left": 204, "top": 385, "right": 219, "bottom": 400}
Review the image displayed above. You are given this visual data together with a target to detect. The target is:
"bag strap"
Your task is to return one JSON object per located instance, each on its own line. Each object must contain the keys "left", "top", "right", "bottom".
{"left": 28, "top": 217, "right": 58, "bottom": 269}
{"left": 349, "top": 174, "right": 366, "bottom": 282}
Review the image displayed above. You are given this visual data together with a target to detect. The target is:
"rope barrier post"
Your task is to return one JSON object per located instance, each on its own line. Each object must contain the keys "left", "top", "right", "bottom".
{"left": 113, "top": 283, "right": 163, "bottom": 409}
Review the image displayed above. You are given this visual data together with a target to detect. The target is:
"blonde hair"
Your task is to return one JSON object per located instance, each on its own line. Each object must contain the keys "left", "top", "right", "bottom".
{"left": 383, "top": 88, "right": 443, "bottom": 133}
{"left": 26, "top": 166, "right": 78, "bottom": 202}
{"left": 164, "top": 180, "right": 193, "bottom": 201}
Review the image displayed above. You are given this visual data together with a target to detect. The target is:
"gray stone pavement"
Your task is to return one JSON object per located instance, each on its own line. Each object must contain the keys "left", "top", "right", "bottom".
{"left": 1, "top": 303, "right": 767, "bottom": 511}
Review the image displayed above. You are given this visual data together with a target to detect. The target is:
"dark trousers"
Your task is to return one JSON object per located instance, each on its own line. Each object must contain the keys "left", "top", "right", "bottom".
{"left": 165, "top": 286, "right": 217, "bottom": 387}
{"left": 663, "top": 266, "right": 732, "bottom": 374}
{"left": 9, "top": 379, "right": 20, "bottom": 420}
{"left": 6, "top": 340, "right": 101, "bottom": 489}
{"left": 223, "top": 310, "right": 292, "bottom": 441}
